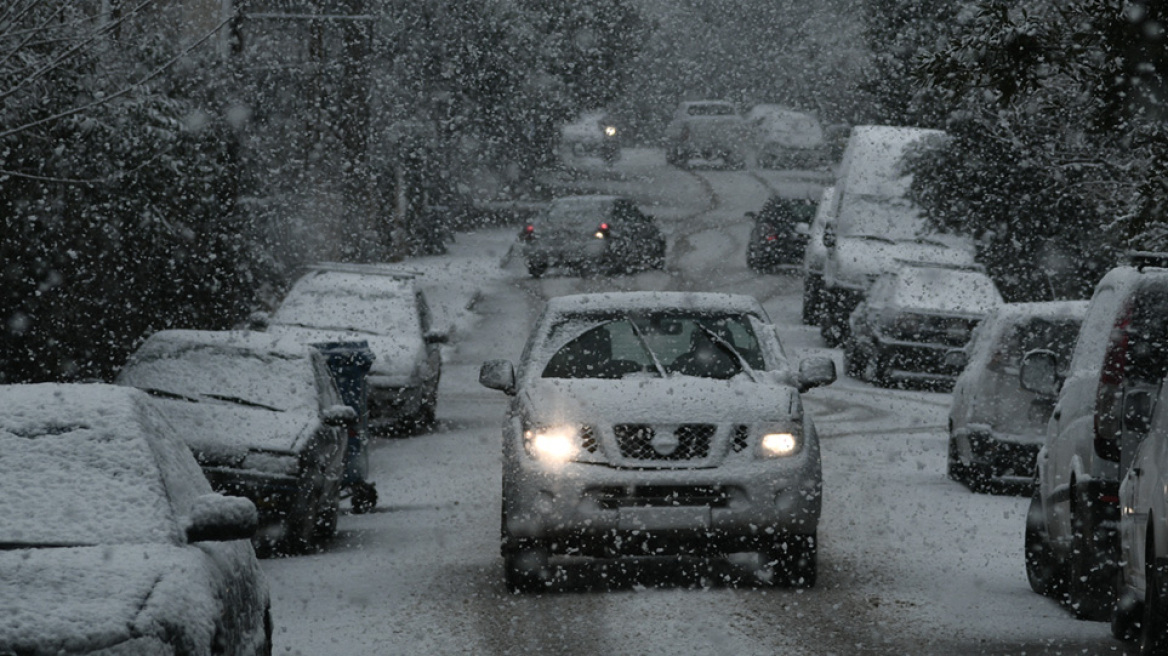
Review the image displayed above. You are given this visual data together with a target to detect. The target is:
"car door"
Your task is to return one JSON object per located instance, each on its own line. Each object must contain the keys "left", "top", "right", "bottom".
{"left": 1123, "top": 383, "right": 1168, "bottom": 590}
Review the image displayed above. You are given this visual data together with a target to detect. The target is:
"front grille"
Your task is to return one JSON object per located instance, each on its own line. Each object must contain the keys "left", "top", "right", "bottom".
{"left": 591, "top": 485, "right": 729, "bottom": 509}
{"left": 613, "top": 423, "right": 715, "bottom": 460}
{"left": 732, "top": 425, "right": 750, "bottom": 452}
{"left": 580, "top": 425, "right": 598, "bottom": 453}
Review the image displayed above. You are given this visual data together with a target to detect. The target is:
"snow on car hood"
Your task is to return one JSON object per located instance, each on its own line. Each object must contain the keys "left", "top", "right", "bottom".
{"left": 833, "top": 235, "right": 974, "bottom": 283}
{"left": 148, "top": 396, "right": 315, "bottom": 460}
{"left": 266, "top": 323, "right": 424, "bottom": 381}
{"left": 523, "top": 375, "right": 799, "bottom": 425}
{"left": 0, "top": 544, "right": 216, "bottom": 654}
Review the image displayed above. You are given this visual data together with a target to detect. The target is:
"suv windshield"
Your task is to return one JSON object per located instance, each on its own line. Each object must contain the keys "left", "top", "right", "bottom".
{"left": 541, "top": 311, "right": 765, "bottom": 380}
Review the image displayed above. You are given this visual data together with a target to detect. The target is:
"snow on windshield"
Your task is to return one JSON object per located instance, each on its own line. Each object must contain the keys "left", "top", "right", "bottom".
{"left": 273, "top": 288, "right": 422, "bottom": 338}
{"left": 118, "top": 348, "right": 316, "bottom": 412}
{"left": 893, "top": 268, "right": 1003, "bottom": 314}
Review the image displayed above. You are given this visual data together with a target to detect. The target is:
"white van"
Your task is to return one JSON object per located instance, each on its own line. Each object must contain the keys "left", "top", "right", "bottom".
{"left": 818, "top": 125, "right": 975, "bottom": 345}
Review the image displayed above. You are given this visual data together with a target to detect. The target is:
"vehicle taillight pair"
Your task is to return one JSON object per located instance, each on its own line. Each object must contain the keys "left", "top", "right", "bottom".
{"left": 521, "top": 224, "right": 535, "bottom": 241}
{"left": 594, "top": 223, "right": 610, "bottom": 240}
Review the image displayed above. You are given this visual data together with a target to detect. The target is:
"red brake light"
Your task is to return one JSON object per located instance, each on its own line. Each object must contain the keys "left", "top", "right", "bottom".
{"left": 521, "top": 224, "right": 535, "bottom": 241}
{"left": 600, "top": 223, "right": 609, "bottom": 231}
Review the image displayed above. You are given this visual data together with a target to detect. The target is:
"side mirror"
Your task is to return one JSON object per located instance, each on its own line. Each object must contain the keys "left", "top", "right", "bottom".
{"left": 185, "top": 493, "right": 258, "bottom": 543}
{"left": 1123, "top": 389, "right": 1155, "bottom": 436}
{"left": 794, "top": 222, "right": 811, "bottom": 237}
{"left": 943, "top": 349, "right": 969, "bottom": 372}
{"left": 247, "top": 311, "right": 270, "bottom": 330}
{"left": 1020, "top": 349, "right": 1060, "bottom": 398}
{"left": 797, "top": 356, "right": 837, "bottom": 392}
{"left": 321, "top": 404, "right": 359, "bottom": 427}
{"left": 822, "top": 227, "right": 836, "bottom": 249}
{"left": 424, "top": 330, "right": 449, "bottom": 345}
{"left": 479, "top": 360, "right": 517, "bottom": 395}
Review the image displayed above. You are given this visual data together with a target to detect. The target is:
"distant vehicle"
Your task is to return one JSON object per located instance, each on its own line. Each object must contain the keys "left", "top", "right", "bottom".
{"left": 0, "top": 384, "right": 270, "bottom": 655}
{"left": 745, "top": 104, "right": 828, "bottom": 169}
{"left": 1023, "top": 255, "right": 1168, "bottom": 623}
{"left": 818, "top": 125, "right": 975, "bottom": 346}
{"left": 1117, "top": 376, "right": 1168, "bottom": 649}
{"left": 947, "top": 301, "right": 1088, "bottom": 493}
{"left": 519, "top": 195, "right": 666, "bottom": 278}
{"left": 664, "top": 100, "right": 749, "bottom": 169}
{"left": 745, "top": 195, "right": 817, "bottom": 272}
{"left": 843, "top": 262, "right": 1002, "bottom": 388}
{"left": 117, "top": 330, "right": 353, "bottom": 554}
{"left": 561, "top": 110, "right": 621, "bottom": 164}
{"left": 259, "top": 263, "right": 447, "bottom": 434}
{"left": 802, "top": 186, "right": 836, "bottom": 325}
{"left": 479, "top": 291, "right": 837, "bottom": 592}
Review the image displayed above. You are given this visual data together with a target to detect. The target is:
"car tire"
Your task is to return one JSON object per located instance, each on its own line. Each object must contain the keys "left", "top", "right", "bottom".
{"left": 1113, "top": 564, "right": 1142, "bottom": 641}
{"left": 1141, "top": 547, "right": 1168, "bottom": 654}
{"left": 767, "top": 532, "right": 817, "bottom": 588}
{"left": 947, "top": 433, "right": 968, "bottom": 484}
{"left": 1067, "top": 487, "right": 1117, "bottom": 621}
{"left": 526, "top": 259, "right": 548, "bottom": 278}
{"left": 350, "top": 481, "right": 378, "bottom": 514}
{"left": 1025, "top": 487, "right": 1062, "bottom": 597}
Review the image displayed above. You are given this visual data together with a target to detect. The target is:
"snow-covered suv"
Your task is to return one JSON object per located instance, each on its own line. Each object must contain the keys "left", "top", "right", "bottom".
{"left": 479, "top": 292, "right": 836, "bottom": 592}
{"left": 1023, "top": 255, "right": 1168, "bottom": 621}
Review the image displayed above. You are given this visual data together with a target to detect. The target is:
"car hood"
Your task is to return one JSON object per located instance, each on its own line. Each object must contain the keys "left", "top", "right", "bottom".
{"left": 149, "top": 397, "right": 315, "bottom": 461}
{"left": 266, "top": 324, "right": 424, "bottom": 380}
{"left": 522, "top": 376, "right": 800, "bottom": 425}
{"left": 0, "top": 544, "right": 216, "bottom": 654}
{"left": 834, "top": 236, "right": 974, "bottom": 282}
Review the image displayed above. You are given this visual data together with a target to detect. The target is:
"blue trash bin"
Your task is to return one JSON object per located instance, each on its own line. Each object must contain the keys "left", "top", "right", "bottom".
{"left": 313, "top": 341, "right": 377, "bottom": 513}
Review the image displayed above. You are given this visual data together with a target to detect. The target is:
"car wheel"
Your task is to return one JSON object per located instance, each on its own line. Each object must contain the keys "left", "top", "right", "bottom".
{"left": 947, "top": 432, "right": 968, "bottom": 484}
{"left": 1067, "top": 488, "right": 1118, "bottom": 621}
{"left": 1025, "top": 487, "right": 1063, "bottom": 597}
{"left": 526, "top": 259, "right": 548, "bottom": 278}
{"left": 350, "top": 481, "right": 378, "bottom": 514}
{"left": 1141, "top": 542, "right": 1168, "bottom": 654}
{"left": 767, "top": 532, "right": 817, "bottom": 588}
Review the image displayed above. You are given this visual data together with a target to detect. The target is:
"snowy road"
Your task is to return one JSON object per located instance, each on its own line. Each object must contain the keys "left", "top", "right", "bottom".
{"left": 262, "top": 151, "right": 1127, "bottom": 655}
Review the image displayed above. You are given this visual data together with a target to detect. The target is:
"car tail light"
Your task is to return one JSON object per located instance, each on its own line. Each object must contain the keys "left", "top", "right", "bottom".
{"left": 521, "top": 224, "right": 535, "bottom": 241}
{"left": 1094, "top": 301, "right": 1132, "bottom": 462}
{"left": 595, "top": 222, "right": 610, "bottom": 239}
{"left": 765, "top": 234, "right": 778, "bottom": 242}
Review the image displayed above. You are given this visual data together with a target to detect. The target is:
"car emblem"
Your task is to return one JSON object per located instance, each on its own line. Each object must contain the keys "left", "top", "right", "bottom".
{"left": 651, "top": 430, "right": 679, "bottom": 456}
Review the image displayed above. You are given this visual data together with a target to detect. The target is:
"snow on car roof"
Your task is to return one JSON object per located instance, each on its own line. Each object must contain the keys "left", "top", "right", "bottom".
{"left": 0, "top": 384, "right": 178, "bottom": 546}
{"left": 546, "top": 292, "right": 766, "bottom": 317}
{"left": 290, "top": 268, "right": 416, "bottom": 299}
{"left": 127, "top": 329, "right": 312, "bottom": 360}
{"left": 985, "top": 300, "right": 1090, "bottom": 323}
{"left": 841, "top": 125, "right": 947, "bottom": 199}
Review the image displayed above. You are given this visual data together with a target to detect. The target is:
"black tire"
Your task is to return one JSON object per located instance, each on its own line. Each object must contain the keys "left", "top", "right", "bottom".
{"left": 802, "top": 277, "right": 822, "bottom": 325}
{"left": 1142, "top": 549, "right": 1168, "bottom": 654}
{"left": 526, "top": 259, "right": 548, "bottom": 278}
{"left": 1025, "top": 487, "right": 1062, "bottom": 597}
{"left": 947, "top": 433, "right": 968, "bottom": 484}
{"left": 1113, "top": 565, "right": 1142, "bottom": 641}
{"left": 767, "top": 532, "right": 817, "bottom": 588}
{"left": 1067, "top": 488, "right": 1118, "bottom": 621}
{"left": 350, "top": 481, "right": 377, "bottom": 514}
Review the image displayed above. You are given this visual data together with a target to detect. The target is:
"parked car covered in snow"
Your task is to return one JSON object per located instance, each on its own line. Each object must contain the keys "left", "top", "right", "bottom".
{"left": 664, "top": 100, "right": 749, "bottom": 169}
{"left": 947, "top": 301, "right": 1088, "bottom": 493}
{"left": 560, "top": 110, "right": 621, "bottom": 164}
{"left": 258, "top": 263, "right": 447, "bottom": 434}
{"left": 0, "top": 384, "right": 270, "bottom": 655}
{"left": 745, "top": 195, "right": 817, "bottom": 272}
{"left": 843, "top": 262, "right": 1002, "bottom": 387}
{"left": 745, "top": 104, "right": 828, "bottom": 169}
{"left": 801, "top": 186, "right": 836, "bottom": 325}
{"left": 818, "top": 125, "right": 975, "bottom": 345}
{"left": 1024, "top": 255, "right": 1168, "bottom": 622}
{"left": 117, "top": 330, "right": 352, "bottom": 554}
{"left": 1116, "top": 376, "right": 1168, "bottom": 648}
{"left": 479, "top": 292, "right": 836, "bottom": 592}
{"left": 518, "top": 195, "right": 666, "bottom": 278}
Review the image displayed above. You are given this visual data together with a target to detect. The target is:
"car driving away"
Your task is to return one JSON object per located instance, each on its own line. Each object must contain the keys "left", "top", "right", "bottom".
{"left": 117, "top": 330, "right": 352, "bottom": 555}
{"left": 259, "top": 263, "right": 446, "bottom": 435}
{"left": 745, "top": 195, "right": 817, "bottom": 273}
{"left": 479, "top": 292, "right": 837, "bottom": 592}
{"left": 519, "top": 195, "right": 667, "bottom": 278}
{"left": 947, "top": 301, "right": 1088, "bottom": 493}
{"left": 844, "top": 261, "right": 1003, "bottom": 388}
{"left": 0, "top": 384, "right": 271, "bottom": 655}
{"left": 745, "top": 104, "right": 828, "bottom": 170}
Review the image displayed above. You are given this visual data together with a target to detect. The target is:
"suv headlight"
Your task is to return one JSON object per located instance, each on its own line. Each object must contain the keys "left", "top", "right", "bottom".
{"left": 756, "top": 424, "right": 803, "bottom": 458}
{"left": 524, "top": 425, "right": 581, "bottom": 463}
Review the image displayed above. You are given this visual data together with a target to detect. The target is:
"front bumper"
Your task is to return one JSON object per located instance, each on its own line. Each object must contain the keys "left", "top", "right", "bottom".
{"left": 960, "top": 426, "right": 1042, "bottom": 483}
{"left": 502, "top": 458, "right": 821, "bottom": 556}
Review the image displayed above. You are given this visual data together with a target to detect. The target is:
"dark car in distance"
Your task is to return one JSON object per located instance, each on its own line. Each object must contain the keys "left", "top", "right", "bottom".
{"left": 746, "top": 195, "right": 817, "bottom": 272}
{"left": 519, "top": 195, "right": 667, "bottom": 278}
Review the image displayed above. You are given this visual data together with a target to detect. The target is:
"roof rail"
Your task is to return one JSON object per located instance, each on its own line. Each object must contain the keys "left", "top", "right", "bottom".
{"left": 303, "top": 261, "right": 422, "bottom": 279}
{"left": 892, "top": 258, "right": 986, "bottom": 273}
{"left": 1125, "top": 251, "right": 1168, "bottom": 272}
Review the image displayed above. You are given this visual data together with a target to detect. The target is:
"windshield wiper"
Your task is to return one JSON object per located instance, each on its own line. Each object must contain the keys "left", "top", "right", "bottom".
{"left": 696, "top": 323, "right": 760, "bottom": 383}
{"left": 0, "top": 541, "right": 94, "bottom": 550}
{"left": 138, "top": 387, "right": 202, "bottom": 403}
{"left": 202, "top": 394, "right": 283, "bottom": 412}
{"left": 275, "top": 321, "right": 379, "bottom": 336}
{"left": 627, "top": 320, "right": 666, "bottom": 378}
{"left": 846, "top": 234, "right": 896, "bottom": 244}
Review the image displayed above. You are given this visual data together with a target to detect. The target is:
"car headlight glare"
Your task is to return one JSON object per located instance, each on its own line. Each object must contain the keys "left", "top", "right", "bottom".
{"left": 525, "top": 426, "right": 580, "bottom": 462}
{"left": 760, "top": 432, "right": 799, "bottom": 457}
{"left": 604, "top": 125, "right": 617, "bottom": 137}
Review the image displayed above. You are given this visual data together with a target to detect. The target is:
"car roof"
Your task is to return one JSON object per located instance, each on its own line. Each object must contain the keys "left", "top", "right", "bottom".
{"left": 289, "top": 268, "right": 418, "bottom": 298}
{"left": 546, "top": 292, "right": 766, "bottom": 317}
{"left": 985, "top": 300, "right": 1090, "bottom": 323}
